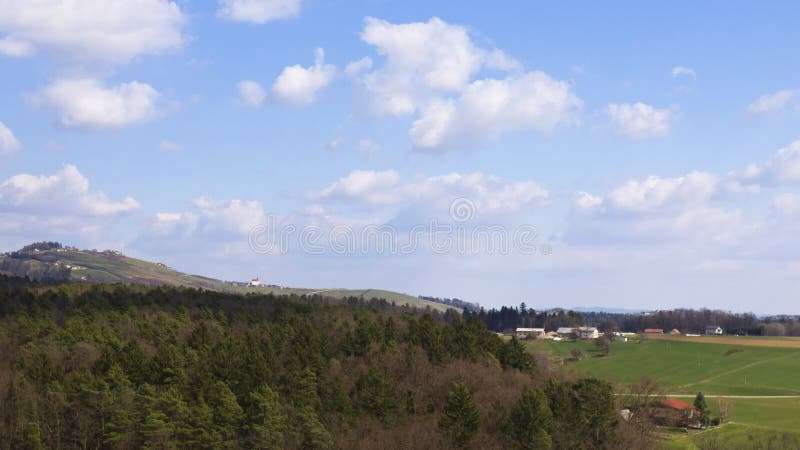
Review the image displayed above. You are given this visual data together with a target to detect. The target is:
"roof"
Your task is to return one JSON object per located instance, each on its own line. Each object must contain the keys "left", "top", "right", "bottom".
{"left": 556, "top": 327, "right": 575, "bottom": 333}
{"left": 515, "top": 328, "right": 544, "bottom": 332}
{"left": 577, "top": 326, "right": 597, "bottom": 332}
{"left": 644, "top": 328, "right": 663, "bottom": 333}
{"left": 661, "top": 398, "right": 695, "bottom": 411}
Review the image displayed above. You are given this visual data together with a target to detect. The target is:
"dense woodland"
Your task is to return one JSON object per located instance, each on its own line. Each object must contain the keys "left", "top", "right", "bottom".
{"left": 0, "top": 275, "right": 631, "bottom": 450}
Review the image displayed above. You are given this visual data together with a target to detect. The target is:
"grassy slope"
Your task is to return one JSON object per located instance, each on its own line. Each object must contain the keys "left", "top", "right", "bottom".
{"left": 526, "top": 339, "right": 800, "bottom": 395}
{"left": 0, "top": 250, "right": 454, "bottom": 313}
{"left": 525, "top": 339, "right": 800, "bottom": 441}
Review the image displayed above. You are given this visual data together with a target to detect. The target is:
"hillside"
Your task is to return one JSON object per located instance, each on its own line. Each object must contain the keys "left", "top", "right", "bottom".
{"left": 0, "top": 243, "right": 454, "bottom": 312}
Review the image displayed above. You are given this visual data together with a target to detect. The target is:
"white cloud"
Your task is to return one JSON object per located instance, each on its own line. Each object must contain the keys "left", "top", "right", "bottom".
{"left": 152, "top": 196, "right": 266, "bottom": 238}
{"left": 29, "top": 78, "right": 161, "bottom": 129}
{"left": 0, "top": 0, "right": 185, "bottom": 64}
{"left": 271, "top": 48, "right": 335, "bottom": 106}
{"left": 409, "top": 72, "right": 582, "bottom": 149}
{"left": 606, "top": 102, "right": 673, "bottom": 139}
{"left": 0, "top": 164, "right": 139, "bottom": 217}
{"left": 0, "top": 121, "right": 21, "bottom": 157}
{"left": 747, "top": 89, "right": 800, "bottom": 114}
{"left": 313, "top": 170, "right": 549, "bottom": 220}
{"left": 317, "top": 170, "right": 402, "bottom": 206}
{"left": 352, "top": 17, "right": 578, "bottom": 150}
{"left": 671, "top": 66, "right": 696, "bottom": 78}
{"left": 0, "top": 36, "right": 34, "bottom": 57}
{"left": 357, "top": 17, "right": 518, "bottom": 117}
{"left": 237, "top": 80, "right": 267, "bottom": 107}
{"left": 733, "top": 140, "right": 800, "bottom": 186}
{"left": 160, "top": 139, "right": 182, "bottom": 151}
{"left": 216, "top": 0, "right": 301, "bottom": 24}
{"left": 345, "top": 57, "right": 372, "bottom": 78}
{"left": 605, "top": 172, "right": 718, "bottom": 213}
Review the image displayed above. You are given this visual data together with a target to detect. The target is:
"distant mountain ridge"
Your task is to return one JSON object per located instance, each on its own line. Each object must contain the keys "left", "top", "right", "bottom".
{"left": 0, "top": 242, "right": 456, "bottom": 312}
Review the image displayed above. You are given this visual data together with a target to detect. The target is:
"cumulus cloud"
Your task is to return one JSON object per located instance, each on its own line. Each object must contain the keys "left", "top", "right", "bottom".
{"left": 606, "top": 102, "right": 673, "bottom": 139}
{"left": 345, "top": 57, "right": 372, "bottom": 78}
{"left": 566, "top": 171, "right": 744, "bottom": 246}
{"left": 357, "top": 17, "right": 519, "bottom": 117}
{"left": 671, "top": 66, "right": 696, "bottom": 78}
{"left": 0, "top": 164, "right": 139, "bottom": 217}
{"left": 312, "top": 170, "right": 549, "bottom": 221}
{"left": 747, "top": 89, "right": 800, "bottom": 114}
{"left": 604, "top": 172, "right": 718, "bottom": 214}
{"left": 733, "top": 140, "right": 800, "bottom": 186}
{"left": 351, "top": 17, "right": 579, "bottom": 150}
{"left": 237, "top": 80, "right": 267, "bottom": 107}
{"left": 217, "top": 0, "right": 301, "bottom": 24}
{"left": 0, "top": 0, "right": 185, "bottom": 64}
{"left": 29, "top": 78, "right": 161, "bottom": 129}
{"left": 0, "top": 121, "right": 21, "bottom": 157}
{"left": 0, "top": 36, "right": 34, "bottom": 57}
{"left": 152, "top": 196, "right": 266, "bottom": 238}
{"left": 409, "top": 72, "right": 582, "bottom": 149}
{"left": 271, "top": 48, "right": 335, "bottom": 106}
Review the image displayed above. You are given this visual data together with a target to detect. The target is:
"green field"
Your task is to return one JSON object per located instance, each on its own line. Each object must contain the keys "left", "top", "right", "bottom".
{"left": 525, "top": 338, "right": 800, "bottom": 447}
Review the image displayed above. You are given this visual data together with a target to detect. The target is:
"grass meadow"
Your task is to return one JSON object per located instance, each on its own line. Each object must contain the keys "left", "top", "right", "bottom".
{"left": 525, "top": 337, "right": 800, "bottom": 447}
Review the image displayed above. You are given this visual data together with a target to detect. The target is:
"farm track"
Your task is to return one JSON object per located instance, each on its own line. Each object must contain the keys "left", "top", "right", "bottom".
{"left": 615, "top": 394, "right": 800, "bottom": 399}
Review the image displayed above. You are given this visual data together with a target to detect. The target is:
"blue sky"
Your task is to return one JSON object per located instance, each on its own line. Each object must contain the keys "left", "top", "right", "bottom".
{"left": 2, "top": 1, "right": 800, "bottom": 313}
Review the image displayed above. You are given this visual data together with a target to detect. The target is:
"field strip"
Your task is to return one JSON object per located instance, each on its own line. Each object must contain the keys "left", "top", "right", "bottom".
{"left": 649, "top": 334, "right": 800, "bottom": 348}
{"left": 615, "top": 393, "right": 800, "bottom": 399}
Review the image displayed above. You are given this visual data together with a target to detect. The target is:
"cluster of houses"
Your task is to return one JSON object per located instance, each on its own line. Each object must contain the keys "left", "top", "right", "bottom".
{"left": 514, "top": 325, "right": 726, "bottom": 340}
{"left": 515, "top": 326, "right": 600, "bottom": 340}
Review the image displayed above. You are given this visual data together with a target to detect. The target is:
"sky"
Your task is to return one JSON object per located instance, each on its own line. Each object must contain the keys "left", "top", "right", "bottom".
{"left": 1, "top": 1, "right": 800, "bottom": 313}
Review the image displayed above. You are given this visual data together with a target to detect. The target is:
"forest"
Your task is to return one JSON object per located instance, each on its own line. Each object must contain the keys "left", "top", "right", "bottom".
{"left": 0, "top": 275, "right": 630, "bottom": 449}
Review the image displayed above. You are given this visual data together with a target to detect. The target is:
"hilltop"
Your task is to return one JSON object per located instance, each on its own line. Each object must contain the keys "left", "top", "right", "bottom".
{"left": 0, "top": 242, "right": 455, "bottom": 312}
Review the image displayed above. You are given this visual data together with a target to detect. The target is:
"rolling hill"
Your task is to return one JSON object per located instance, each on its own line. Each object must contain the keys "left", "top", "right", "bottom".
{"left": 0, "top": 243, "right": 455, "bottom": 312}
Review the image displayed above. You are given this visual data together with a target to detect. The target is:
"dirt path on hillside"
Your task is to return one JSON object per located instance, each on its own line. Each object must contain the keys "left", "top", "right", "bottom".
{"left": 649, "top": 334, "right": 800, "bottom": 348}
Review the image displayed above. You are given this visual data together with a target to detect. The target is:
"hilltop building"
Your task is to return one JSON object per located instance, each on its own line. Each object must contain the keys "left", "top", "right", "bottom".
{"left": 248, "top": 277, "right": 261, "bottom": 287}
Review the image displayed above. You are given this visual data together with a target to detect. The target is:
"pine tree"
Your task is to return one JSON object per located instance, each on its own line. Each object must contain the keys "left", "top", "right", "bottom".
{"left": 439, "top": 382, "right": 479, "bottom": 449}
{"left": 694, "top": 392, "right": 711, "bottom": 425}
{"left": 249, "top": 384, "right": 286, "bottom": 450}
{"left": 23, "top": 422, "right": 44, "bottom": 450}
{"left": 508, "top": 387, "right": 553, "bottom": 449}
{"left": 207, "top": 381, "right": 244, "bottom": 447}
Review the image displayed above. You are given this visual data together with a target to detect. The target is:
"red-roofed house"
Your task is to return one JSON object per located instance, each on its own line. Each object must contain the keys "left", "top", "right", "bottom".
{"left": 652, "top": 398, "right": 701, "bottom": 428}
{"left": 644, "top": 328, "right": 663, "bottom": 334}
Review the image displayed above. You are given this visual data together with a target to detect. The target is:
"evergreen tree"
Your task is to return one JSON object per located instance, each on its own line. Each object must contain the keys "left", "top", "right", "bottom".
{"left": 352, "top": 367, "right": 399, "bottom": 422}
{"left": 249, "top": 384, "right": 286, "bottom": 450}
{"left": 439, "top": 382, "right": 479, "bottom": 449}
{"left": 207, "top": 381, "right": 244, "bottom": 447}
{"left": 297, "top": 406, "right": 333, "bottom": 449}
{"left": 693, "top": 392, "right": 711, "bottom": 425}
{"left": 23, "top": 422, "right": 44, "bottom": 450}
{"left": 508, "top": 388, "right": 553, "bottom": 449}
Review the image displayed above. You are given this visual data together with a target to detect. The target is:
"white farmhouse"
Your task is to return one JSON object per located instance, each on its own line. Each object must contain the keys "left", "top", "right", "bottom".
{"left": 515, "top": 328, "right": 545, "bottom": 339}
